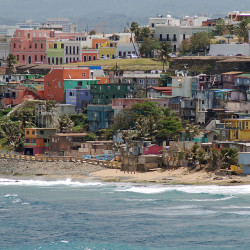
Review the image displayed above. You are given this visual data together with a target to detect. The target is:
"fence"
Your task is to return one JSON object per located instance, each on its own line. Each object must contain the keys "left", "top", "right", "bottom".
{"left": 0, "top": 153, "right": 121, "bottom": 169}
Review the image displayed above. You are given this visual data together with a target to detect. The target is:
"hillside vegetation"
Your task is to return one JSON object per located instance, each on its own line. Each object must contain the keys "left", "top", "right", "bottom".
{"left": 68, "top": 58, "right": 163, "bottom": 71}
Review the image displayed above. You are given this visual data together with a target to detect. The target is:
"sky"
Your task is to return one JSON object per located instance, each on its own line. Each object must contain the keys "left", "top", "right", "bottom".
{"left": 2, "top": 0, "right": 250, "bottom": 32}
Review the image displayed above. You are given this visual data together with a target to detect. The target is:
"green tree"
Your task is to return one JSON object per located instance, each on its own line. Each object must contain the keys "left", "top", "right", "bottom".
{"left": 89, "top": 30, "right": 96, "bottom": 35}
{"left": 215, "top": 19, "right": 227, "bottom": 36}
{"left": 5, "top": 53, "right": 17, "bottom": 81}
{"left": 158, "top": 42, "right": 172, "bottom": 71}
{"left": 180, "top": 32, "right": 210, "bottom": 54}
{"left": 58, "top": 115, "right": 74, "bottom": 133}
{"left": 236, "top": 18, "right": 250, "bottom": 42}
{"left": 0, "top": 117, "right": 24, "bottom": 152}
{"left": 183, "top": 122, "right": 200, "bottom": 141}
{"left": 110, "top": 102, "right": 183, "bottom": 142}
{"left": 220, "top": 148, "right": 238, "bottom": 169}
{"left": 130, "top": 21, "right": 140, "bottom": 38}
{"left": 139, "top": 38, "right": 160, "bottom": 58}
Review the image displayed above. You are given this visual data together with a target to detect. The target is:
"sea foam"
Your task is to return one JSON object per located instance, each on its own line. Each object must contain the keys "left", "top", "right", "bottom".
{"left": 0, "top": 178, "right": 104, "bottom": 187}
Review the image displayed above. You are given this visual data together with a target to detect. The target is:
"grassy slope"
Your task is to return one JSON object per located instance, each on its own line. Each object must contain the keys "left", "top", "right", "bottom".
{"left": 67, "top": 58, "right": 164, "bottom": 71}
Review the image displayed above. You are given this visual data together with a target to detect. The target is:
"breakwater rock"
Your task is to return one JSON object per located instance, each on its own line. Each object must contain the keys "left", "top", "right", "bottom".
{"left": 0, "top": 159, "right": 105, "bottom": 177}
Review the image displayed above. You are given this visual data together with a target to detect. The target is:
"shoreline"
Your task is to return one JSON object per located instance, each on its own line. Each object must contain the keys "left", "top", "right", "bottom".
{"left": 0, "top": 159, "right": 250, "bottom": 186}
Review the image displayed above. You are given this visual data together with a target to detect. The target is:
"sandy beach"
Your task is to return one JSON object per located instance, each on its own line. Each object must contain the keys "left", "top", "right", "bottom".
{"left": 1, "top": 158, "right": 250, "bottom": 185}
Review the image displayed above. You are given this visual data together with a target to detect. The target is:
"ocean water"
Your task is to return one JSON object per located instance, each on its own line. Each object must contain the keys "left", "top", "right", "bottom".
{"left": 1, "top": 178, "right": 250, "bottom": 250}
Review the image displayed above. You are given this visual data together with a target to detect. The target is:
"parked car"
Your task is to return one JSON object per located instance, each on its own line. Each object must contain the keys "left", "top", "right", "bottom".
{"left": 127, "top": 54, "right": 138, "bottom": 59}
{"left": 100, "top": 55, "right": 109, "bottom": 60}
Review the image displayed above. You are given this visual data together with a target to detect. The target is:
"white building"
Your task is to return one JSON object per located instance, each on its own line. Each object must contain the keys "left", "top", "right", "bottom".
{"left": 209, "top": 44, "right": 250, "bottom": 56}
{"left": 180, "top": 16, "right": 209, "bottom": 27}
{"left": 153, "top": 25, "right": 211, "bottom": 51}
{"left": 47, "top": 18, "right": 77, "bottom": 33}
{"left": 149, "top": 15, "right": 180, "bottom": 30}
{"left": 172, "top": 76, "right": 199, "bottom": 98}
{"left": 0, "top": 25, "right": 19, "bottom": 36}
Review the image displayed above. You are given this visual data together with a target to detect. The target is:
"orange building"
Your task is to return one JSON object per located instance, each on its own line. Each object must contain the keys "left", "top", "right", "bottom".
{"left": 92, "top": 38, "right": 109, "bottom": 49}
{"left": 43, "top": 66, "right": 90, "bottom": 102}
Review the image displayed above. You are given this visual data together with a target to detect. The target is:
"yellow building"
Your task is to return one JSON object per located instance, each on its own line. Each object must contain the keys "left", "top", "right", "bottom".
{"left": 224, "top": 118, "right": 250, "bottom": 141}
{"left": 99, "top": 41, "right": 117, "bottom": 59}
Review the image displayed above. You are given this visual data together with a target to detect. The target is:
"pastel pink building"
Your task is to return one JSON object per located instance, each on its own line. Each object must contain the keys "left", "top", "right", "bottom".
{"left": 11, "top": 29, "right": 56, "bottom": 64}
{"left": 2, "top": 87, "right": 40, "bottom": 106}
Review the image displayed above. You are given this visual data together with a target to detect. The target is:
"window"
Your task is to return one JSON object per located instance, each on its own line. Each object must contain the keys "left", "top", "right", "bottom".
{"left": 61, "top": 44, "right": 64, "bottom": 49}
{"left": 127, "top": 86, "right": 130, "bottom": 90}
{"left": 46, "top": 81, "right": 49, "bottom": 86}
{"left": 82, "top": 73, "right": 86, "bottom": 77}
{"left": 85, "top": 92, "right": 88, "bottom": 96}
{"left": 32, "top": 131, "right": 35, "bottom": 135}
{"left": 117, "top": 85, "right": 120, "bottom": 90}
{"left": 41, "top": 43, "right": 43, "bottom": 49}
{"left": 35, "top": 55, "right": 37, "bottom": 61}
{"left": 14, "top": 43, "right": 16, "bottom": 48}
{"left": 17, "top": 55, "right": 19, "bottom": 60}
{"left": 88, "top": 56, "right": 91, "bottom": 61}
{"left": 106, "top": 96, "right": 108, "bottom": 99}
{"left": 93, "top": 56, "right": 96, "bottom": 60}
{"left": 202, "top": 100, "right": 205, "bottom": 104}
{"left": 54, "top": 43, "right": 57, "bottom": 49}
{"left": 73, "top": 46, "right": 75, "bottom": 54}
{"left": 173, "top": 34, "right": 177, "bottom": 41}
{"left": 40, "top": 130, "right": 44, "bottom": 135}
{"left": 151, "top": 23, "right": 155, "bottom": 28}
{"left": 23, "top": 55, "right": 25, "bottom": 60}
{"left": 41, "top": 55, "right": 43, "bottom": 61}
{"left": 139, "top": 79, "right": 144, "bottom": 84}
{"left": 78, "top": 81, "right": 82, "bottom": 87}
{"left": 66, "top": 46, "right": 68, "bottom": 54}
{"left": 160, "top": 34, "right": 162, "bottom": 41}
{"left": 70, "top": 92, "right": 73, "bottom": 96}
{"left": 58, "top": 81, "right": 62, "bottom": 87}
{"left": 183, "top": 34, "right": 186, "bottom": 40}
{"left": 52, "top": 57, "right": 54, "bottom": 64}
{"left": 27, "top": 131, "right": 30, "bottom": 134}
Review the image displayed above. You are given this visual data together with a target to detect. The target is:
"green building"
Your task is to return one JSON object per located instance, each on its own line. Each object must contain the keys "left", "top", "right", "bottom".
{"left": 64, "top": 79, "right": 100, "bottom": 92}
{"left": 47, "top": 41, "right": 65, "bottom": 65}
{"left": 90, "top": 83, "right": 135, "bottom": 105}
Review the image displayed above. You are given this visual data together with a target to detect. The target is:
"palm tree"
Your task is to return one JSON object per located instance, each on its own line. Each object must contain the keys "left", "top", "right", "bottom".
{"left": 58, "top": 115, "right": 74, "bottom": 133}
{"left": 5, "top": 53, "right": 17, "bottom": 82}
{"left": 158, "top": 42, "right": 172, "bottom": 71}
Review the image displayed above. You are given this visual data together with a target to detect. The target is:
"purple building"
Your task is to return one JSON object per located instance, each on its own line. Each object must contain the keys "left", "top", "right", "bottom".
{"left": 65, "top": 89, "right": 91, "bottom": 113}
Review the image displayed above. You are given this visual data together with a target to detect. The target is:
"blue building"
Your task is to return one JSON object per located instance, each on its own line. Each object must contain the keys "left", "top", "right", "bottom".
{"left": 65, "top": 89, "right": 91, "bottom": 113}
{"left": 87, "top": 104, "right": 113, "bottom": 131}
